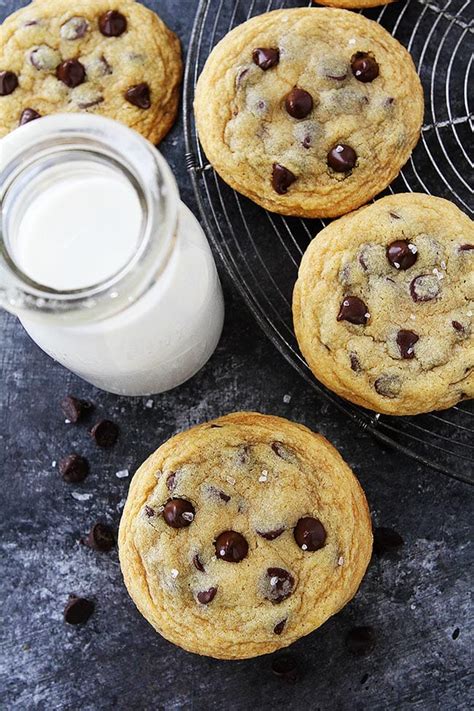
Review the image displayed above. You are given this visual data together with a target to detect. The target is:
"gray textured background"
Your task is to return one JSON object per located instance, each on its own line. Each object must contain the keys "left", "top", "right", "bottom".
{"left": 0, "top": 0, "right": 472, "bottom": 709}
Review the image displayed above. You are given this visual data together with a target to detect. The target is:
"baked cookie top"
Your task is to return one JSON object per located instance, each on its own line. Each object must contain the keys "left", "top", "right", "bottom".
{"left": 194, "top": 8, "right": 423, "bottom": 218}
{"left": 118, "top": 412, "right": 372, "bottom": 659}
{"left": 293, "top": 194, "right": 474, "bottom": 416}
{"left": 0, "top": 0, "right": 182, "bottom": 143}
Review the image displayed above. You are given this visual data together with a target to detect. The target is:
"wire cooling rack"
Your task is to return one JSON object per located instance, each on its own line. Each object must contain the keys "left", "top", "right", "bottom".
{"left": 183, "top": 0, "right": 474, "bottom": 484}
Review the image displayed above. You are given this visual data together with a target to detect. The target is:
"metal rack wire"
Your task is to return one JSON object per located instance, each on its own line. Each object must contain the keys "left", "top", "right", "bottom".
{"left": 183, "top": 0, "right": 474, "bottom": 484}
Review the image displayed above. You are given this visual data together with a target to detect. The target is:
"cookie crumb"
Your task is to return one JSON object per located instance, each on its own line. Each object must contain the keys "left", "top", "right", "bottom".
{"left": 170, "top": 569, "right": 179, "bottom": 579}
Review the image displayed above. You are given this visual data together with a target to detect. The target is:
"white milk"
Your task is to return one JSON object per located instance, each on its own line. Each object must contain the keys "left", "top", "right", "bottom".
{"left": 0, "top": 115, "right": 224, "bottom": 395}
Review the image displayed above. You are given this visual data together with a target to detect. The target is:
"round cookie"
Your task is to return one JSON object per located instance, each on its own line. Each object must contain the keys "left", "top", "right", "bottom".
{"left": 118, "top": 412, "right": 372, "bottom": 659}
{"left": 0, "top": 0, "right": 182, "bottom": 143}
{"left": 293, "top": 194, "right": 474, "bottom": 416}
{"left": 194, "top": 8, "right": 423, "bottom": 218}
{"left": 314, "top": 0, "right": 394, "bottom": 9}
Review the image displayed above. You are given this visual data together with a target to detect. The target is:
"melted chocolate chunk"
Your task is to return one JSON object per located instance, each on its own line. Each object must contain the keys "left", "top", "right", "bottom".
{"left": 99, "top": 10, "right": 127, "bottom": 37}
{"left": 386, "top": 240, "right": 417, "bottom": 270}
{"left": 265, "top": 568, "right": 295, "bottom": 603}
{"left": 59, "top": 454, "right": 89, "bottom": 483}
{"left": 257, "top": 527, "right": 284, "bottom": 540}
{"left": 410, "top": 274, "right": 440, "bottom": 302}
{"left": 197, "top": 587, "right": 217, "bottom": 604}
{"left": 350, "top": 353, "right": 362, "bottom": 372}
{"left": 215, "top": 530, "right": 248, "bottom": 562}
{"left": 144, "top": 506, "right": 155, "bottom": 517}
{"left": 125, "top": 82, "right": 151, "bottom": 109}
{"left": 327, "top": 144, "right": 357, "bottom": 172}
{"left": 193, "top": 554, "right": 205, "bottom": 572}
{"left": 90, "top": 420, "right": 118, "bottom": 447}
{"left": 0, "top": 71, "right": 18, "bottom": 96}
{"left": 285, "top": 87, "right": 313, "bottom": 119}
{"left": 374, "top": 374, "right": 401, "bottom": 398}
{"left": 163, "top": 498, "right": 195, "bottom": 528}
{"left": 82, "top": 522, "right": 115, "bottom": 551}
{"left": 351, "top": 52, "right": 379, "bottom": 83}
{"left": 294, "top": 517, "right": 326, "bottom": 551}
{"left": 459, "top": 244, "right": 474, "bottom": 251}
{"left": 373, "top": 527, "right": 404, "bottom": 556}
{"left": 166, "top": 472, "right": 177, "bottom": 491}
{"left": 60, "top": 395, "right": 93, "bottom": 422}
{"left": 337, "top": 296, "right": 369, "bottom": 325}
{"left": 20, "top": 108, "right": 41, "bottom": 126}
{"left": 452, "top": 321, "right": 465, "bottom": 332}
{"left": 274, "top": 619, "right": 287, "bottom": 635}
{"left": 396, "top": 330, "right": 419, "bottom": 359}
{"left": 345, "top": 626, "right": 376, "bottom": 655}
{"left": 252, "top": 47, "right": 279, "bottom": 70}
{"left": 272, "top": 163, "right": 296, "bottom": 194}
{"left": 64, "top": 595, "right": 94, "bottom": 624}
{"left": 56, "top": 59, "right": 86, "bottom": 88}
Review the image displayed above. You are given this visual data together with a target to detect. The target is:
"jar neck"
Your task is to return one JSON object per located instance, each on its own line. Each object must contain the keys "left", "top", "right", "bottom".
{"left": 0, "top": 114, "right": 179, "bottom": 324}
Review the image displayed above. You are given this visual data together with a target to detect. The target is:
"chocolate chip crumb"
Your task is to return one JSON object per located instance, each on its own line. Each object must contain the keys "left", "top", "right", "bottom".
{"left": 90, "top": 420, "right": 118, "bottom": 447}
{"left": 82, "top": 522, "right": 115, "bottom": 551}
{"left": 59, "top": 454, "right": 89, "bottom": 483}
{"left": 452, "top": 627, "right": 460, "bottom": 640}
{"left": 345, "top": 626, "right": 376, "bottom": 656}
{"left": 64, "top": 595, "right": 94, "bottom": 624}
{"left": 60, "top": 395, "right": 93, "bottom": 423}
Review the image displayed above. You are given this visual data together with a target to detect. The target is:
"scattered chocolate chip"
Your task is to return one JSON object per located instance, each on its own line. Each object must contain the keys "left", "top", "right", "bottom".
{"left": 59, "top": 454, "right": 89, "bottom": 483}
{"left": 345, "top": 626, "right": 376, "bottom": 656}
{"left": 327, "top": 144, "right": 357, "bottom": 172}
{"left": 337, "top": 296, "right": 369, "bottom": 325}
{"left": 125, "top": 82, "right": 151, "bottom": 109}
{"left": 82, "top": 522, "right": 115, "bottom": 551}
{"left": 452, "top": 627, "right": 460, "bottom": 640}
{"left": 285, "top": 87, "right": 313, "bottom": 119}
{"left": 386, "top": 240, "right": 418, "bottom": 270}
{"left": 193, "top": 554, "right": 205, "bottom": 572}
{"left": 294, "top": 517, "right": 326, "bottom": 551}
{"left": 373, "top": 527, "right": 404, "bottom": 556}
{"left": 459, "top": 244, "right": 474, "bottom": 251}
{"left": 452, "top": 321, "right": 465, "bottom": 332}
{"left": 20, "top": 108, "right": 41, "bottom": 126}
{"left": 166, "top": 472, "right": 176, "bottom": 491}
{"left": 163, "top": 498, "right": 195, "bottom": 528}
{"left": 197, "top": 587, "right": 217, "bottom": 604}
{"left": 0, "top": 71, "right": 18, "bottom": 96}
{"left": 60, "top": 16, "right": 89, "bottom": 40}
{"left": 252, "top": 47, "right": 279, "bottom": 70}
{"left": 64, "top": 595, "right": 94, "bottom": 624}
{"left": 56, "top": 59, "right": 86, "bottom": 88}
{"left": 273, "top": 619, "right": 287, "bottom": 635}
{"left": 60, "top": 395, "right": 93, "bottom": 423}
{"left": 271, "top": 654, "right": 299, "bottom": 683}
{"left": 99, "top": 10, "right": 127, "bottom": 37}
{"left": 351, "top": 52, "right": 379, "bottom": 82}
{"left": 144, "top": 505, "right": 155, "bottom": 518}
{"left": 90, "top": 420, "right": 118, "bottom": 447}
{"left": 410, "top": 274, "right": 440, "bottom": 302}
{"left": 350, "top": 353, "right": 362, "bottom": 372}
{"left": 265, "top": 568, "right": 295, "bottom": 603}
{"left": 215, "top": 530, "right": 248, "bottom": 562}
{"left": 374, "top": 373, "right": 401, "bottom": 398}
{"left": 396, "top": 330, "right": 419, "bottom": 359}
{"left": 272, "top": 163, "right": 296, "bottom": 195}
{"left": 257, "top": 527, "right": 284, "bottom": 540}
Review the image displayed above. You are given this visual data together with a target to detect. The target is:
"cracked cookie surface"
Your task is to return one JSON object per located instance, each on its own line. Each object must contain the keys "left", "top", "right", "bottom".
{"left": 194, "top": 8, "right": 423, "bottom": 218}
{"left": 293, "top": 194, "right": 474, "bottom": 415}
{"left": 0, "top": 0, "right": 182, "bottom": 143}
{"left": 118, "top": 412, "right": 372, "bottom": 659}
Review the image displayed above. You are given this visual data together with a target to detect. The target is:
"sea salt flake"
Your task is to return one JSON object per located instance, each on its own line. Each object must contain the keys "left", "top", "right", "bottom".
{"left": 466, "top": 310, "right": 472, "bottom": 317}
{"left": 259, "top": 470, "right": 268, "bottom": 483}
{"left": 145, "top": 399, "right": 154, "bottom": 409}
{"left": 301, "top": 544, "right": 308, "bottom": 551}
{"left": 116, "top": 469, "right": 129, "bottom": 479}
{"left": 365, "top": 312, "right": 370, "bottom": 319}
{"left": 410, "top": 314, "right": 416, "bottom": 321}
{"left": 408, "top": 244, "right": 418, "bottom": 254}
{"left": 52, "top": 460, "right": 57, "bottom": 468}
{"left": 394, "top": 262, "right": 400, "bottom": 269}
{"left": 432, "top": 268, "right": 444, "bottom": 281}
{"left": 116, "top": 498, "right": 126, "bottom": 512}
{"left": 283, "top": 394, "right": 291, "bottom": 404}
{"left": 338, "top": 556, "right": 344, "bottom": 566}
{"left": 71, "top": 492, "right": 92, "bottom": 502}
{"left": 270, "top": 576, "right": 279, "bottom": 586}
{"left": 226, "top": 476, "right": 236, "bottom": 485}
{"left": 170, "top": 569, "right": 179, "bottom": 579}
{"left": 182, "top": 511, "right": 194, "bottom": 522}
{"left": 348, "top": 38, "right": 356, "bottom": 45}
{"left": 64, "top": 419, "right": 71, "bottom": 424}
{"left": 441, "top": 260, "right": 447, "bottom": 269}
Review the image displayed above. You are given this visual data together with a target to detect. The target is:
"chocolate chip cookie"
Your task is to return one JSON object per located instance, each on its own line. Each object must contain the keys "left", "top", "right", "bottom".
{"left": 0, "top": 0, "right": 182, "bottom": 143}
{"left": 194, "top": 8, "right": 423, "bottom": 218}
{"left": 314, "top": 0, "right": 394, "bottom": 8}
{"left": 293, "top": 194, "right": 474, "bottom": 415}
{"left": 118, "top": 412, "right": 372, "bottom": 659}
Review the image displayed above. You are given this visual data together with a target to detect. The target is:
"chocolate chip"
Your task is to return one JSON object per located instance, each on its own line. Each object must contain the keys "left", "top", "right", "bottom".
{"left": 389, "top": 212, "right": 401, "bottom": 220}
{"left": 257, "top": 527, "right": 284, "bottom": 540}
{"left": 271, "top": 655, "right": 299, "bottom": 683}
{"left": 197, "top": 587, "right": 217, "bottom": 604}
{"left": 373, "top": 527, "right": 404, "bottom": 556}
{"left": 294, "top": 517, "right": 326, "bottom": 551}
{"left": 386, "top": 240, "right": 418, "bottom": 270}
{"left": 272, "top": 163, "right": 296, "bottom": 195}
{"left": 285, "top": 87, "right": 313, "bottom": 119}
{"left": 99, "top": 10, "right": 127, "bottom": 37}
{"left": 60, "top": 395, "right": 93, "bottom": 423}
{"left": 252, "top": 47, "right": 279, "bottom": 70}
{"left": 163, "top": 498, "right": 195, "bottom": 528}
{"left": 61, "top": 16, "right": 89, "bottom": 40}
{"left": 56, "top": 59, "right": 86, "bottom": 88}
{"left": 265, "top": 568, "right": 295, "bottom": 603}
{"left": 410, "top": 274, "right": 440, "bottom": 302}
{"left": 459, "top": 244, "right": 474, "bottom": 251}
{"left": 59, "top": 454, "right": 89, "bottom": 483}
{"left": 20, "top": 108, "right": 41, "bottom": 126}
{"left": 215, "top": 530, "right": 248, "bottom": 562}
{"left": 327, "top": 144, "right": 357, "bottom": 172}
{"left": 274, "top": 619, "right": 287, "bottom": 635}
{"left": 345, "top": 626, "right": 376, "bottom": 655}
{"left": 452, "top": 321, "right": 465, "bottom": 332}
{"left": 350, "top": 353, "right": 362, "bottom": 372}
{"left": 218, "top": 490, "right": 231, "bottom": 502}
{"left": 82, "top": 522, "right": 115, "bottom": 551}
{"left": 193, "top": 554, "right": 205, "bottom": 572}
{"left": 166, "top": 472, "right": 176, "bottom": 491}
{"left": 0, "top": 71, "right": 18, "bottom": 96}
{"left": 144, "top": 505, "right": 155, "bottom": 517}
{"left": 90, "top": 420, "right": 118, "bottom": 447}
{"left": 337, "top": 296, "right": 369, "bottom": 325}
{"left": 64, "top": 595, "right": 94, "bottom": 624}
{"left": 351, "top": 52, "right": 379, "bottom": 82}
{"left": 374, "top": 373, "right": 401, "bottom": 398}
{"left": 125, "top": 83, "right": 151, "bottom": 109}
{"left": 452, "top": 627, "right": 460, "bottom": 640}
{"left": 396, "top": 330, "right": 419, "bottom": 359}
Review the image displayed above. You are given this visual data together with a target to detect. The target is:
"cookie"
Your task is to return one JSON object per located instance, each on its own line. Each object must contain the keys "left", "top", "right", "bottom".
{"left": 314, "top": 0, "right": 394, "bottom": 8}
{"left": 194, "top": 8, "right": 423, "bottom": 218}
{"left": 118, "top": 412, "right": 372, "bottom": 659}
{"left": 293, "top": 194, "right": 474, "bottom": 416}
{"left": 0, "top": 0, "right": 182, "bottom": 143}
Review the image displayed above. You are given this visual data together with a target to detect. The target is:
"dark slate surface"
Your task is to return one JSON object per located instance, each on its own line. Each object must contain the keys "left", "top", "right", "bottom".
{"left": 0, "top": 1, "right": 471, "bottom": 710}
